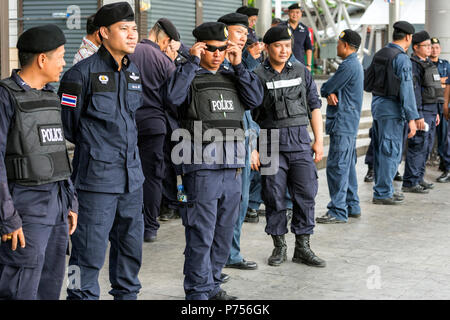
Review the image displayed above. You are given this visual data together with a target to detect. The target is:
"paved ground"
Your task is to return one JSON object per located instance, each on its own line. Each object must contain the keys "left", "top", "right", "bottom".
{"left": 62, "top": 158, "right": 450, "bottom": 300}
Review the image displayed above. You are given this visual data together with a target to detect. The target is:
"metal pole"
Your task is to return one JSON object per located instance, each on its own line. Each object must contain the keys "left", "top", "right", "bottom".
{"left": 388, "top": 0, "right": 400, "bottom": 43}
{"left": 274, "top": 0, "right": 282, "bottom": 19}
{"left": 426, "top": 0, "right": 450, "bottom": 60}
{"left": 0, "top": 0, "right": 9, "bottom": 79}
{"left": 254, "top": 0, "right": 272, "bottom": 39}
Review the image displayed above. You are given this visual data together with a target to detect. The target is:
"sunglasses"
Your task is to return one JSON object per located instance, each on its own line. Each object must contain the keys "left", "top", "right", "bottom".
{"left": 205, "top": 44, "right": 228, "bottom": 52}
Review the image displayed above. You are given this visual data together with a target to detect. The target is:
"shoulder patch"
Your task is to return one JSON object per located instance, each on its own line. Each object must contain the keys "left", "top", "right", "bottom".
{"left": 58, "top": 82, "right": 82, "bottom": 108}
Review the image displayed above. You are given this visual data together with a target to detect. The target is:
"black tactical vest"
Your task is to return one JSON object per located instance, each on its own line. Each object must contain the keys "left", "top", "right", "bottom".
{"left": 253, "top": 62, "right": 309, "bottom": 129}
{"left": 180, "top": 72, "right": 245, "bottom": 142}
{"left": 0, "top": 78, "right": 72, "bottom": 186}
{"left": 364, "top": 46, "right": 404, "bottom": 97}
{"left": 411, "top": 56, "right": 444, "bottom": 104}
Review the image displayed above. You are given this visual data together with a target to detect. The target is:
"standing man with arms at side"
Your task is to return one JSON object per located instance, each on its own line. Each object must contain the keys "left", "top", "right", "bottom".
{"left": 59, "top": 2, "right": 145, "bottom": 300}
{"left": 440, "top": 71, "right": 450, "bottom": 182}
{"left": 0, "top": 24, "right": 78, "bottom": 299}
{"left": 129, "top": 18, "right": 179, "bottom": 242}
{"left": 316, "top": 29, "right": 363, "bottom": 224}
{"left": 73, "top": 14, "right": 101, "bottom": 65}
{"left": 364, "top": 21, "right": 419, "bottom": 205}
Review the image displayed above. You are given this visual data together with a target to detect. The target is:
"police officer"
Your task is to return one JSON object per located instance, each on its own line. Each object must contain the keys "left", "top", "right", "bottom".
{"left": 440, "top": 76, "right": 450, "bottom": 182}
{"left": 402, "top": 30, "right": 442, "bottom": 194}
{"left": 316, "top": 29, "right": 363, "bottom": 224}
{"left": 252, "top": 25, "right": 325, "bottom": 268}
{"left": 280, "top": 3, "right": 313, "bottom": 69}
{"left": 0, "top": 24, "right": 78, "bottom": 299}
{"left": 129, "top": 18, "right": 179, "bottom": 242}
{"left": 364, "top": 21, "right": 419, "bottom": 205}
{"left": 236, "top": 6, "right": 264, "bottom": 63}
{"left": 430, "top": 37, "right": 449, "bottom": 173}
{"left": 163, "top": 22, "right": 263, "bottom": 300}
{"left": 59, "top": 2, "right": 145, "bottom": 300}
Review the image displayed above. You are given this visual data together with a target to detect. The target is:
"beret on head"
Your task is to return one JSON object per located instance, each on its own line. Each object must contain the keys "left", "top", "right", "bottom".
{"left": 94, "top": 1, "right": 134, "bottom": 27}
{"left": 218, "top": 13, "right": 249, "bottom": 28}
{"left": 412, "top": 30, "right": 430, "bottom": 45}
{"left": 263, "top": 25, "right": 292, "bottom": 44}
{"left": 338, "top": 29, "right": 361, "bottom": 49}
{"left": 157, "top": 18, "right": 180, "bottom": 41}
{"left": 193, "top": 22, "right": 228, "bottom": 42}
{"left": 17, "top": 24, "right": 66, "bottom": 53}
{"left": 288, "top": 3, "right": 302, "bottom": 10}
{"left": 431, "top": 37, "right": 440, "bottom": 45}
{"left": 236, "top": 6, "right": 259, "bottom": 17}
{"left": 393, "top": 21, "right": 415, "bottom": 35}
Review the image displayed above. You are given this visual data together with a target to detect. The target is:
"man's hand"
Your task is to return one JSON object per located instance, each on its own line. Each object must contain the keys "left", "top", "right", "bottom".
{"left": 165, "top": 40, "right": 181, "bottom": 61}
{"left": 250, "top": 149, "right": 260, "bottom": 171}
{"left": 312, "top": 140, "right": 324, "bottom": 163}
{"left": 408, "top": 119, "right": 417, "bottom": 138}
{"left": 327, "top": 93, "right": 338, "bottom": 106}
{"left": 1, "top": 228, "right": 25, "bottom": 251}
{"left": 247, "top": 42, "right": 263, "bottom": 60}
{"left": 68, "top": 211, "right": 78, "bottom": 235}
{"left": 415, "top": 118, "right": 425, "bottom": 131}
{"left": 306, "top": 66, "right": 312, "bottom": 72}
{"left": 226, "top": 41, "right": 242, "bottom": 66}
{"left": 436, "top": 113, "right": 440, "bottom": 127}
{"left": 189, "top": 42, "right": 206, "bottom": 59}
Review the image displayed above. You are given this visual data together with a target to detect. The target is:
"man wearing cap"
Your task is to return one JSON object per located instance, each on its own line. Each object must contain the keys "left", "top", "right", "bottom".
{"left": 252, "top": 25, "right": 325, "bottom": 268}
{"left": 0, "top": 24, "right": 78, "bottom": 299}
{"left": 164, "top": 21, "right": 263, "bottom": 300}
{"left": 129, "top": 18, "right": 179, "bottom": 243}
{"left": 402, "top": 30, "right": 442, "bottom": 194}
{"left": 59, "top": 2, "right": 145, "bottom": 300}
{"left": 316, "top": 29, "right": 363, "bottom": 224}
{"left": 236, "top": 6, "right": 264, "bottom": 63}
{"left": 279, "top": 3, "right": 313, "bottom": 69}
{"left": 430, "top": 37, "right": 450, "bottom": 176}
{"left": 364, "top": 21, "right": 419, "bottom": 205}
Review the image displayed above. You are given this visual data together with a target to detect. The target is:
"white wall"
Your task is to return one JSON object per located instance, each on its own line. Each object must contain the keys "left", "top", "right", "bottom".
{"left": 9, "top": 0, "right": 17, "bottom": 47}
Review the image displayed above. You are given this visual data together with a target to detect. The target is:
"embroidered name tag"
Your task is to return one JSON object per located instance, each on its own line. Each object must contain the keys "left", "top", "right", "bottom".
{"left": 266, "top": 77, "right": 302, "bottom": 90}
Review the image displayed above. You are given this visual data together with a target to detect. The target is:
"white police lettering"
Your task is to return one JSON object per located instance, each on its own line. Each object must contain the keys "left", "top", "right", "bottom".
{"left": 41, "top": 127, "right": 63, "bottom": 143}
{"left": 211, "top": 99, "right": 234, "bottom": 112}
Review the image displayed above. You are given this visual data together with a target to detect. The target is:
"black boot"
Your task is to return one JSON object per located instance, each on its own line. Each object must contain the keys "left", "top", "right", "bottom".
{"left": 364, "top": 167, "right": 374, "bottom": 182}
{"left": 292, "top": 234, "right": 326, "bottom": 268}
{"left": 268, "top": 235, "right": 287, "bottom": 266}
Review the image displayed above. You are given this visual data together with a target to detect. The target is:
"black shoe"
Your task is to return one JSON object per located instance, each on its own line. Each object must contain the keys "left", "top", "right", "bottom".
{"left": 159, "top": 207, "right": 178, "bottom": 221}
{"left": 348, "top": 213, "right": 361, "bottom": 218}
{"left": 257, "top": 209, "right": 266, "bottom": 217}
{"left": 364, "top": 167, "right": 374, "bottom": 182}
{"left": 220, "top": 273, "right": 230, "bottom": 283}
{"left": 420, "top": 179, "right": 434, "bottom": 190}
{"left": 292, "top": 234, "right": 326, "bottom": 267}
{"left": 209, "top": 289, "right": 237, "bottom": 300}
{"left": 393, "top": 191, "right": 405, "bottom": 201}
{"left": 244, "top": 209, "right": 259, "bottom": 223}
{"left": 402, "top": 184, "right": 429, "bottom": 194}
{"left": 394, "top": 171, "right": 403, "bottom": 182}
{"left": 372, "top": 197, "right": 403, "bottom": 205}
{"left": 315, "top": 213, "right": 346, "bottom": 224}
{"left": 268, "top": 235, "right": 287, "bottom": 266}
{"left": 225, "top": 259, "right": 257, "bottom": 270}
{"left": 437, "top": 171, "right": 450, "bottom": 183}
{"left": 439, "top": 158, "right": 446, "bottom": 172}
{"left": 144, "top": 232, "right": 157, "bottom": 243}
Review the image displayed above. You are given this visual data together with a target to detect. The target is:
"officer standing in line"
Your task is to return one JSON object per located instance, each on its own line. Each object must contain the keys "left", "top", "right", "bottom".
{"left": 163, "top": 22, "right": 263, "bottom": 300}
{"left": 59, "top": 2, "right": 145, "bottom": 300}
{"left": 316, "top": 29, "right": 363, "bottom": 224}
{"left": 440, "top": 76, "right": 450, "bottom": 182}
{"left": 129, "top": 18, "right": 179, "bottom": 242}
{"left": 364, "top": 21, "right": 419, "bottom": 205}
{"left": 430, "top": 37, "right": 449, "bottom": 173}
{"left": 252, "top": 26, "right": 326, "bottom": 268}
{"left": 217, "top": 12, "right": 260, "bottom": 272}
{"left": 402, "top": 31, "right": 442, "bottom": 194}
{"left": 0, "top": 24, "right": 78, "bottom": 299}
{"left": 279, "top": 3, "right": 313, "bottom": 70}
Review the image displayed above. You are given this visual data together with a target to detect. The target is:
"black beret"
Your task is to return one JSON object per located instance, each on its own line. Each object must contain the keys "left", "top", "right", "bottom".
{"left": 94, "top": 1, "right": 134, "bottom": 27}
{"left": 193, "top": 22, "right": 228, "bottom": 42}
{"left": 338, "top": 29, "right": 361, "bottom": 49}
{"left": 431, "top": 37, "right": 440, "bottom": 45}
{"left": 236, "top": 6, "right": 259, "bottom": 17}
{"left": 412, "top": 30, "right": 430, "bottom": 45}
{"left": 263, "top": 25, "right": 292, "bottom": 44}
{"left": 157, "top": 18, "right": 180, "bottom": 41}
{"left": 288, "top": 3, "right": 302, "bottom": 10}
{"left": 17, "top": 24, "right": 66, "bottom": 53}
{"left": 218, "top": 13, "right": 249, "bottom": 28}
{"left": 393, "top": 21, "right": 415, "bottom": 35}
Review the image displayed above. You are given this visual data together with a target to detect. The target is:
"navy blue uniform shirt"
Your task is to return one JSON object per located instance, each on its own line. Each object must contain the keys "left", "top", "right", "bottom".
{"left": 0, "top": 70, "right": 78, "bottom": 234}
{"left": 280, "top": 20, "right": 313, "bottom": 65}
{"left": 129, "top": 39, "right": 176, "bottom": 135}
{"left": 59, "top": 45, "right": 145, "bottom": 194}
{"left": 411, "top": 54, "right": 439, "bottom": 116}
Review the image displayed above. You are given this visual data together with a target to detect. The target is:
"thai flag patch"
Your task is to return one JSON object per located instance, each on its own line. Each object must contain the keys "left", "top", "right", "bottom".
{"left": 61, "top": 93, "right": 77, "bottom": 108}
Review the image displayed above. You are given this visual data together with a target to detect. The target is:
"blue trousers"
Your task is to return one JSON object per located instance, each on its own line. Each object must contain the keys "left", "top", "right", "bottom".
{"left": 326, "top": 135, "right": 360, "bottom": 221}
{"left": 249, "top": 171, "right": 293, "bottom": 211}
{"left": 180, "top": 169, "right": 242, "bottom": 300}
{"left": 372, "top": 118, "right": 404, "bottom": 199}
{"left": 262, "top": 151, "right": 318, "bottom": 236}
{"left": 443, "top": 118, "right": 450, "bottom": 171}
{"left": 437, "top": 107, "right": 448, "bottom": 160}
{"left": 67, "top": 188, "right": 144, "bottom": 300}
{"left": 403, "top": 112, "right": 437, "bottom": 187}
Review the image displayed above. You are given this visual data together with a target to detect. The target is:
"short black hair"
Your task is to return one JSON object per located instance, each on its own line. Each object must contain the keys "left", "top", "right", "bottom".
{"left": 86, "top": 14, "right": 99, "bottom": 35}
{"left": 271, "top": 18, "right": 281, "bottom": 25}
{"left": 393, "top": 30, "right": 408, "bottom": 41}
{"left": 18, "top": 51, "right": 37, "bottom": 68}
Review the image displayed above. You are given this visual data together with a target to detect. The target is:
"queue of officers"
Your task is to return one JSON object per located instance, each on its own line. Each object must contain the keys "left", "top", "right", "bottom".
{"left": 0, "top": 1, "right": 449, "bottom": 300}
